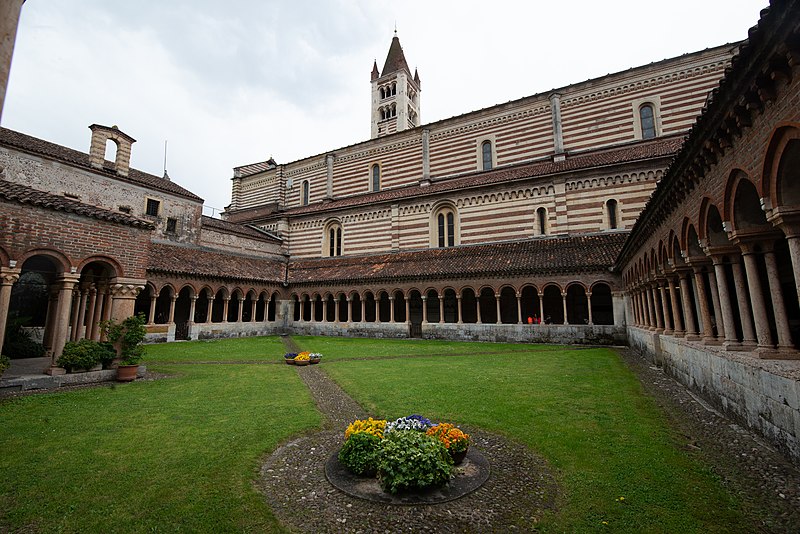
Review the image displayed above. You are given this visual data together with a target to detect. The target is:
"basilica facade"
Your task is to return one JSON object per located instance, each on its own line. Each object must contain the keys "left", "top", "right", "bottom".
{"left": 0, "top": 1, "right": 798, "bottom": 461}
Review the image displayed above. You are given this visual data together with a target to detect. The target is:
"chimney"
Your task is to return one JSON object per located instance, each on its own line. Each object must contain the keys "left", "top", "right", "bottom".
{"left": 88, "top": 124, "right": 136, "bottom": 177}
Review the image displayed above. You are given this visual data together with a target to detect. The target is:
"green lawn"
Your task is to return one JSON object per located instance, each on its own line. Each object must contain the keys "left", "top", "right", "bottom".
{"left": 0, "top": 356, "right": 319, "bottom": 532}
{"left": 298, "top": 336, "right": 746, "bottom": 533}
{"left": 0, "top": 335, "right": 750, "bottom": 532}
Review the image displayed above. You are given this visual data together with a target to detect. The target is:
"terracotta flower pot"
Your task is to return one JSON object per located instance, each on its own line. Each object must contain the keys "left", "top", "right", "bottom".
{"left": 117, "top": 364, "right": 139, "bottom": 382}
{"left": 450, "top": 448, "right": 468, "bottom": 465}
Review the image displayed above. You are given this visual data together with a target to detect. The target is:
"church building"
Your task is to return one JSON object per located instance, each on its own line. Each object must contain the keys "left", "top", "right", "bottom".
{"left": 0, "top": 1, "right": 798, "bottom": 461}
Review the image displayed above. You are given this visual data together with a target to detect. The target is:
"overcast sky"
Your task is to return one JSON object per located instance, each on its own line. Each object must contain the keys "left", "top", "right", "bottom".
{"left": 3, "top": 0, "right": 768, "bottom": 215}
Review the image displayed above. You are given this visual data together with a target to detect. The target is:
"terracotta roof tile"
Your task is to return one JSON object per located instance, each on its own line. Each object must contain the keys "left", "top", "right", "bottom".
{"left": 278, "top": 136, "right": 682, "bottom": 218}
{"left": 147, "top": 242, "right": 287, "bottom": 283}
{"left": 201, "top": 215, "right": 280, "bottom": 242}
{"left": 289, "top": 232, "right": 627, "bottom": 285}
{"left": 0, "top": 127, "right": 203, "bottom": 202}
{"left": 0, "top": 179, "right": 155, "bottom": 228}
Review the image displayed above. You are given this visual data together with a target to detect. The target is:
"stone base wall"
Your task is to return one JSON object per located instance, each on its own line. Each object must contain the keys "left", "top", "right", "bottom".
{"left": 629, "top": 327, "right": 800, "bottom": 464}
{"left": 285, "top": 321, "right": 626, "bottom": 345}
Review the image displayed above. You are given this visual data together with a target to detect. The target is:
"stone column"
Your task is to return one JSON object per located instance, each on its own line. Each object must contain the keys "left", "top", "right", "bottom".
{"left": 69, "top": 289, "right": 81, "bottom": 342}
{"left": 712, "top": 259, "right": 739, "bottom": 348}
{"left": 404, "top": 296, "right": 410, "bottom": 325}
{"left": 87, "top": 285, "right": 109, "bottom": 341}
{"left": 84, "top": 286, "right": 97, "bottom": 337}
{"left": 421, "top": 296, "right": 428, "bottom": 324}
{"left": 322, "top": 299, "right": 328, "bottom": 322}
{"left": 334, "top": 298, "right": 341, "bottom": 323}
{"left": 741, "top": 249, "right": 774, "bottom": 350}
{"left": 731, "top": 256, "right": 758, "bottom": 350}
{"left": 389, "top": 296, "right": 395, "bottom": 323}
{"left": 763, "top": 247, "right": 795, "bottom": 351}
{"left": 75, "top": 286, "right": 90, "bottom": 338}
{"left": 457, "top": 295, "right": 463, "bottom": 324}
{"left": 651, "top": 285, "right": 664, "bottom": 333}
{"left": 311, "top": 299, "right": 317, "bottom": 322}
{"left": 108, "top": 280, "right": 145, "bottom": 322}
{"left": 0, "top": 0, "right": 25, "bottom": 123}
{"left": 658, "top": 284, "right": 671, "bottom": 334}
{"left": 206, "top": 298, "right": 213, "bottom": 323}
{"left": 236, "top": 297, "right": 244, "bottom": 323}
{"left": 561, "top": 292, "right": 568, "bottom": 325}
{"left": 346, "top": 298, "right": 352, "bottom": 323}
{"left": 516, "top": 294, "right": 523, "bottom": 324}
{"left": 538, "top": 296, "right": 544, "bottom": 325}
{"left": 668, "top": 278, "right": 684, "bottom": 336}
{"left": 439, "top": 295, "right": 445, "bottom": 324}
{"left": 692, "top": 268, "right": 716, "bottom": 343}
{"left": 168, "top": 295, "right": 178, "bottom": 324}
{"left": 644, "top": 287, "right": 655, "bottom": 329}
{"left": 585, "top": 292, "right": 593, "bottom": 325}
{"left": 0, "top": 269, "right": 20, "bottom": 353}
{"left": 679, "top": 272, "right": 699, "bottom": 339}
{"left": 706, "top": 269, "right": 725, "bottom": 340}
{"left": 375, "top": 299, "right": 381, "bottom": 323}
{"left": 495, "top": 294, "right": 502, "bottom": 325}
{"left": 148, "top": 294, "right": 157, "bottom": 325}
{"left": 189, "top": 296, "right": 198, "bottom": 324}
{"left": 48, "top": 274, "right": 81, "bottom": 370}
{"left": 476, "top": 297, "right": 482, "bottom": 324}
{"left": 222, "top": 297, "right": 230, "bottom": 323}
{"left": 250, "top": 298, "right": 257, "bottom": 322}
{"left": 360, "top": 298, "right": 366, "bottom": 323}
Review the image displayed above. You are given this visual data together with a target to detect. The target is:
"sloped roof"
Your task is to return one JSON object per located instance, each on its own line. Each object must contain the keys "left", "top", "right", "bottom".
{"left": 0, "top": 179, "right": 155, "bottom": 229}
{"left": 234, "top": 157, "right": 277, "bottom": 179}
{"left": 274, "top": 136, "right": 682, "bottom": 219}
{"left": 289, "top": 232, "right": 627, "bottom": 285}
{"left": 381, "top": 35, "right": 411, "bottom": 77}
{"left": 147, "top": 242, "right": 287, "bottom": 283}
{"left": 616, "top": 0, "right": 800, "bottom": 267}
{"left": 201, "top": 215, "right": 280, "bottom": 242}
{"left": 0, "top": 127, "right": 203, "bottom": 202}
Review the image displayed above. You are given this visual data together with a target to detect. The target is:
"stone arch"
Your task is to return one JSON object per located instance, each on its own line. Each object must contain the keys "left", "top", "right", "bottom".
{"left": 520, "top": 284, "right": 541, "bottom": 323}
{"left": 17, "top": 248, "right": 71, "bottom": 274}
{"left": 76, "top": 255, "right": 123, "bottom": 278}
{"left": 499, "top": 286, "right": 517, "bottom": 324}
{"left": 762, "top": 124, "right": 800, "bottom": 209}
{"left": 590, "top": 281, "right": 614, "bottom": 325}
{"left": 731, "top": 175, "right": 769, "bottom": 233}
{"left": 566, "top": 282, "right": 589, "bottom": 325}
{"left": 542, "top": 284, "right": 564, "bottom": 324}
{"left": 460, "top": 286, "right": 478, "bottom": 324}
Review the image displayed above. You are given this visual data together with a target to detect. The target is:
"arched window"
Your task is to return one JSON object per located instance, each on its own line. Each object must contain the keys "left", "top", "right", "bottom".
{"left": 607, "top": 199, "right": 619, "bottom": 230}
{"left": 432, "top": 206, "right": 457, "bottom": 248}
{"left": 482, "top": 141, "right": 493, "bottom": 171}
{"left": 380, "top": 108, "right": 386, "bottom": 120}
{"left": 301, "top": 180, "right": 310, "bottom": 206}
{"left": 536, "top": 207, "right": 548, "bottom": 236}
{"left": 371, "top": 164, "right": 381, "bottom": 192}
{"left": 324, "top": 221, "right": 343, "bottom": 257}
{"left": 379, "top": 87, "right": 385, "bottom": 99}
{"left": 639, "top": 104, "right": 656, "bottom": 139}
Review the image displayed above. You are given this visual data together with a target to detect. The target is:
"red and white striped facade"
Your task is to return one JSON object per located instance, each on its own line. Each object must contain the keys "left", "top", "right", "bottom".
{"left": 226, "top": 42, "right": 736, "bottom": 261}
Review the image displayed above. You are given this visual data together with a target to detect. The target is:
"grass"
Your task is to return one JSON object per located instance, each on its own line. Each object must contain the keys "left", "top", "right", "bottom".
{"left": 0, "top": 352, "right": 319, "bottom": 532}
{"left": 298, "top": 336, "right": 747, "bottom": 533}
{"left": 1, "top": 335, "right": 750, "bottom": 532}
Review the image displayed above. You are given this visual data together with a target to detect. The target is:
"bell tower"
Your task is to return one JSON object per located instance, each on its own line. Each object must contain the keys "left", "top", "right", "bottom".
{"left": 371, "top": 33, "right": 420, "bottom": 139}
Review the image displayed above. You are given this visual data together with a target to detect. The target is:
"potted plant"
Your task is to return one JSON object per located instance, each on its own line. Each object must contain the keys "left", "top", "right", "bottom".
{"left": 102, "top": 313, "right": 147, "bottom": 382}
{"left": 427, "top": 423, "right": 471, "bottom": 465}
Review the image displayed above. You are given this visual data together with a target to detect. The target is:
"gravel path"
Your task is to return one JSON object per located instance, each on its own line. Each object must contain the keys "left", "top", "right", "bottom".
{"left": 617, "top": 348, "right": 800, "bottom": 533}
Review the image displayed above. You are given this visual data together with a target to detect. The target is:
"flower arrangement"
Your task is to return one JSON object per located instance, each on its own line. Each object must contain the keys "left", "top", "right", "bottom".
{"left": 385, "top": 414, "right": 434, "bottom": 434}
{"left": 284, "top": 352, "right": 297, "bottom": 359}
{"left": 294, "top": 351, "right": 311, "bottom": 361}
{"left": 309, "top": 352, "right": 322, "bottom": 362}
{"left": 344, "top": 417, "right": 387, "bottom": 440}
{"left": 339, "top": 414, "right": 471, "bottom": 493}
{"left": 426, "top": 423, "right": 471, "bottom": 453}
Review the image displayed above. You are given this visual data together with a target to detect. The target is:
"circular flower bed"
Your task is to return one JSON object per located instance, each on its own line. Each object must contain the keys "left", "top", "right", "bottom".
{"left": 338, "top": 415, "right": 471, "bottom": 494}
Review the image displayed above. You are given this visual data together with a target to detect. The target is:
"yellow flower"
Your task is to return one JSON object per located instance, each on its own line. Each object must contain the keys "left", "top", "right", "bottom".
{"left": 344, "top": 417, "right": 387, "bottom": 440}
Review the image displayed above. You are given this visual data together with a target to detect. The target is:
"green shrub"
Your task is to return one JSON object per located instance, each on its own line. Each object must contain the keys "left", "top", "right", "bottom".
{"left": 57, "top": 339, "right": 114, "bottom": 372}
{"left": 2, "top": 316, "right": 45, "bottom": 359}
{"left": 102, "top": 313, "right": 147, "bottom": 365}
{"left": 0, "top": 355, "right": 10, "bottom": 377}
{"left": 376, "top": 430, "right": 453, "bottom": 494}
{"left": 338, "top": 432, "right": 382, "bottom": 476}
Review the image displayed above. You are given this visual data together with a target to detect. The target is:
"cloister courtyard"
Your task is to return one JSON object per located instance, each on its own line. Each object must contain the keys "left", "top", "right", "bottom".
{"left": 1, "top": 336, "right": 799, "bottom": 532}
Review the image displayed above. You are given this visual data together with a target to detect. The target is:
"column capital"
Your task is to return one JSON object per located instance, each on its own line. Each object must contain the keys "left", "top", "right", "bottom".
{"left": 111, "top": 283, "right": 144, "bottom": 298}
{"left": 0, "top": 268, "right": 20, "bottom": 286}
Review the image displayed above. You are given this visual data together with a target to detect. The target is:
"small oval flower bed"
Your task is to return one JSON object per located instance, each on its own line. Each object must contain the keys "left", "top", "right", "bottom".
{"left": 284, "top": 352, "right": 322, "bottom": 365}
{"left": 338, "top": 415, "right": 471, "bottom": 494}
